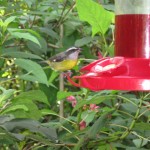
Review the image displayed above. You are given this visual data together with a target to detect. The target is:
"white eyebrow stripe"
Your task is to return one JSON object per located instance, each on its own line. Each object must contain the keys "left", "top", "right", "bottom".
{"left": 66, "top": 47, "right": 78, "bottom": 52}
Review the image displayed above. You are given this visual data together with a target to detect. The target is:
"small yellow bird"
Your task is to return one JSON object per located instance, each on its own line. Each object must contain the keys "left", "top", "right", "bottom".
{"left": 43, "top": 47, "right": 82, "bottom": 71}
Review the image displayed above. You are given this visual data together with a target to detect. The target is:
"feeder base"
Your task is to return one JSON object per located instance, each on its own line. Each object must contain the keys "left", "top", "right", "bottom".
{"left": 68, "top": 57, "right": 150, "bottom": 91}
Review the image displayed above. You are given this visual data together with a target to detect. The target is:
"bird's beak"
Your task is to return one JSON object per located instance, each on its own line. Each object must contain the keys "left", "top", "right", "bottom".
{"left": 78, "top": 48, "right": 82, "bottom": 52}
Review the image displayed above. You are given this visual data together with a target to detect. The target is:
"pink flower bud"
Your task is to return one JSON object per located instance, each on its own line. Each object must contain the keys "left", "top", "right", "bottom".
{"left": 79, "top": 120, "right": 86, "bottom": 130}
{"left": 90, "top": 104, "right": 100, "bottom": 112}
{"left": 66, "top": 96, "right": 76, "bottom": 102}
{"left": 71, "top": 100, "right": 77, "bottom": 107}
{"left": 66, "top": 96, "right": 77, "bottom": 107}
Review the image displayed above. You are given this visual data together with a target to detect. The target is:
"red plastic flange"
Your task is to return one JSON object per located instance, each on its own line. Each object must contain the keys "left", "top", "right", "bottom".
{"left": 68, "top": 57, "right": 150, "bottom": 91}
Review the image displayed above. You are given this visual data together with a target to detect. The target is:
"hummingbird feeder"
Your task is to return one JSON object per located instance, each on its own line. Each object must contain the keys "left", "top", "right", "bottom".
{"left": 68, "top": 0, "right": 150, "bottom": 91}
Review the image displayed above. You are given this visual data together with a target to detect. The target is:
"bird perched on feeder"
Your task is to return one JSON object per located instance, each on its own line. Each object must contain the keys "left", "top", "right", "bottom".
{"left": 42, "top": 47, "right": 82, "bottom": 71}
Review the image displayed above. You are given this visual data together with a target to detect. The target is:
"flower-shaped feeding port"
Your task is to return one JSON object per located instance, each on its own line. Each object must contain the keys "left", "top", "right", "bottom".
{"left": 67, "top": 57, "right": 150, "bottom": 91}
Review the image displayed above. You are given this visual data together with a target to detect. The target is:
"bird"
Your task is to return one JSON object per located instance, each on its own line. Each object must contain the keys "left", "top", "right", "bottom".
{"left": 42, "top": 47, "right": 82, "bottom": 71}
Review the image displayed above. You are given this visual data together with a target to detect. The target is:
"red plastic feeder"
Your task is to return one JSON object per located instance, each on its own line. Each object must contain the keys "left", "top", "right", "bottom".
{"left": 68, "top": 0, "right": 150, "bottom": 91}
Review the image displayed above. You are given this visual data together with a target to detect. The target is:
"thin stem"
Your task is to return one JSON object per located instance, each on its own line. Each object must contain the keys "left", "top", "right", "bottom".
{"left": 55, "top": 143, "right": 76, "bottom": 147}
{"left": 137, "top": 109, "right": 150, "bottom": 119}
{"left": 109, "top": 123, "right": 128, "bottom": 130}
{"left": 61, "top": 125, "right": 80, "bottom": 141}
{"left": 59, "top": 24, "right": 64, "bottom": 47}
{"left": 49, "top": 113, "right": 77, "bottom": 125}
{"left": 29, "top": 15, "right": 37, "bottom": 29}
{"left": 109, "top": 143, "right": 113, "bottom": 150}
{"left": 116, "top": 95, "right": 137, "bottom": 106}
{"left": 2, "top": 33, "right": 10, "bottom": 45}
{"left": 79, "top": 58, "right": 95, "bottom": 62}
{"left": 59, "top": 73, "right": 64, "bottom": 120}
{"left": 119, "top": 96, "right": 144, "bottom": 140}
{"left": 56, "top": 0, "right": 68, "bottom": 28}
{"left": 100, "top": 32, "right": 107, "bottom": 48}
{"left": 104, "top": 28, "right": 114, "bottom": 57}
{"left": 82, "top": 114, "right": 89, "bottom": 121}
{"left": 61, "top": 2, "right": 76, "bottom": 23}
{"left": 47, "top": 43, "right": 60, "bottom": 49}
{"left": 0, "top": 101, "right": 11, "bottom": 112}
{"left": 100, "top": 131, "right": 111, "bottom": 135}
{"left": 27, "top": 142, "right": 43, "bottom": 150}
{"left": 142, "top": 104, "right": 150, "bottom": 108}
{"left": 59, "top": 20, "right": 64, "bottom": 120}
{"left": 29, "top": 0, "right": 38, "bottom": 29}
{"left": 117, "top": 110, "right": 134, "bottom": 118}
{"left": 143, "top": 92, "right": 150, "bottom": 99}
{"left": 56, "top": 1, "right": 76, "bottom": 28}
{"left": 131, "top": 131, "right": 150, "bottom": 142}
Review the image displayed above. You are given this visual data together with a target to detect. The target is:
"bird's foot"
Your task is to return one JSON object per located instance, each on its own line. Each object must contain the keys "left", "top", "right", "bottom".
{"left": 63, "top": 70, "right": 73, "bottom": 78}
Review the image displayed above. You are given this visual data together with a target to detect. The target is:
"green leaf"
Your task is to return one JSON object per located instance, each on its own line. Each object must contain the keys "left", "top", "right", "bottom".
{"left": 0, "top": 19, "right": 4, "bottom": 28}
{"left": 133, "top": 139, "right": 148, "bottom": 148}
{"left": 86, "top": 110, "right": 114, "bottom": 139}
{"left": 1, "top": 105, "right": 28, "bottom": 114}
{"left": 0, "top": 127, "right": 18, "bottom": 144}
{"left": 121, "top": 103, "right": 138, "bottom": 113}
{"left": 0, "top": 87, "right": 15, "bottom": 104}
{"left": 0, "top": 16, "right": 16, "bottom": 33}
{"left": 1, "top": 119, "right": 57, "bottom": 141}
{"left": 2, "top": 51, "right": 43, "bottom": 60}
{"left": 8, "top": 28, "right": 41, "bottom": 38}
{"left": 24, "top": 0, "right": 34, "bottom": 7}
{"left": 15, "top": 90, "right": 49, "bottom": 106}
{"left": 75, "top": 36, "right": 93, "bottom": 47}
{"left": 0, "top": 115, "right": 15, "bottom": 124}
{"left": 57, "top": 91, "right": 73, "bottom": 100}
{"left": 27, "top": 37, "right": 47, "bottom": 55}
{"left": 10, "top": 99, "right": 42, "bottom": 119}
{"left": 26, "top": 134, "right": 55, "bottom": 147}
{"left": 76, "top": 0, "right": 114, "bottom": 35}
{"left": 39, "top": 27, "right": 59, "bottom": 40}
{"left": 47, "top": 71, "right": 59, "bottom": 89}
{"left": 41, "top": 109, "right": 57, "bottom": 116}
{"left": 74, "top": 110, "right": 114, "bottom": 150}
{"left": 14, "top": 59, "right": 48, "bottom": 85}
{"left": 64, "top": 19, "right": 81, "bottom": 36}
{"left": 72, "top": 95, "right": 113, "bottom": 114}
{"left": 57, "top": 91, "right": 82, "bottom": 101}
{"left": 4, "top": 16, "right": 16, "bottom": 27}
{"left": 8, "top": 29, "right": 41, "bottom": 47}
{"left": 48, "top": 71, "right": 59, "bottom": 84}
{"left": 98, "top": 144, "right": 117, "bottom": 150}
{"left": 81, "top": 111, "right": 96, "bottom": 125}
{"left": 134, "top": 122, "right": 150, "bottom": 131}
{"left": 7, "top": 90, "right": 49, "bottom": 119}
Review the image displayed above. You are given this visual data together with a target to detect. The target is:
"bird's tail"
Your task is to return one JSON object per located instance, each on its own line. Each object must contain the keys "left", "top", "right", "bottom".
{"left": 39, "top": 60, "right": 49, "bottom": 64}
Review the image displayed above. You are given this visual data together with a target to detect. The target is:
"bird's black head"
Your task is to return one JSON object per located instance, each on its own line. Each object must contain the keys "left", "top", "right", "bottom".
{"left": 65, "top": 47, "right": 82, "bottom": 55}
{"left": 64, "top": 46, "right": 82, "bottom": 60}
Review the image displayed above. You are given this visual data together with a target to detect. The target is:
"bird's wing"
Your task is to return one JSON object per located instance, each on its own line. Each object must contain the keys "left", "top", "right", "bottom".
{"left": 49, "top": 52, "right": 67, "bottom": 62}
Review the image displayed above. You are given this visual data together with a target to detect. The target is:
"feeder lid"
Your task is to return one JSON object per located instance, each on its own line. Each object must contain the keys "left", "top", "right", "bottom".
{"left": 67, "top": 57, "right": 150, "bottom": 91}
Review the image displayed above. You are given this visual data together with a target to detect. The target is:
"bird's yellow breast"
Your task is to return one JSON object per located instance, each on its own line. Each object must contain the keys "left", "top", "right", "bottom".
{"left": 50, "top": 59, "right": 78, "bottom": 71}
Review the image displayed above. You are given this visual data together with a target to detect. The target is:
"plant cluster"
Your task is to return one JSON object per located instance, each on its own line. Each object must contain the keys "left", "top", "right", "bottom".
{"left": 0, "top": 0, "right": 150, "bottom": 149}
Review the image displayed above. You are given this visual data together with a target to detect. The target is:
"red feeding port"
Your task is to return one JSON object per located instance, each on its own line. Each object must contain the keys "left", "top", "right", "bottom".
{"left": 67, "top": 0, "right": 150, "bottom": 91}
{"left": 67, "top": 57, "right": 150, "bottom": 91}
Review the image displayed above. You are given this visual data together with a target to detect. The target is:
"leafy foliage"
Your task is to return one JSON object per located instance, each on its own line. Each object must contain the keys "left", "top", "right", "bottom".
{"left": 76, "top": 0, "right": 114, "bottom": 36}
{"left": 14, "top": 59, "right": 49, "bottom": 85}
{"left": 0, "top": 0, "right": 150, "bottom": 149}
